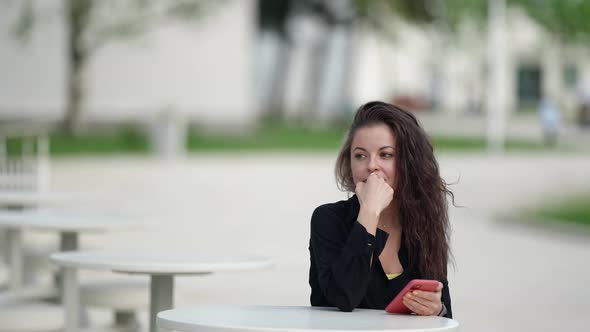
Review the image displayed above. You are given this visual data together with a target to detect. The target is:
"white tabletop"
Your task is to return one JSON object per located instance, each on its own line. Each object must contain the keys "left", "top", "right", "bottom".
{"left": 50, "top": 250, "right": 274, "bottom": 274}
{"left": 157, "top": 306, "right": 459, "bottom": 332}
{"left": 0, "top": 192, "right": 61, "bottom": 207}
{"left": 0, "top": 209, "right": 140, "bottom": 232}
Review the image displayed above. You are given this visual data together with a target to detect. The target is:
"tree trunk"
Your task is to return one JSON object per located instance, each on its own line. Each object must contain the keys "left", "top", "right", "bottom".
{"left": 63, "top": 55, "right": 84, "bottom": 136}
{"left": 62, "top": 0, "right": 92, "bottom": 136}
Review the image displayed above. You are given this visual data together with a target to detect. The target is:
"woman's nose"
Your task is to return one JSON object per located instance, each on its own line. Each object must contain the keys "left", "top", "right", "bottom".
{"left": 368, "top": 156, "right": 380, "bottom": 172}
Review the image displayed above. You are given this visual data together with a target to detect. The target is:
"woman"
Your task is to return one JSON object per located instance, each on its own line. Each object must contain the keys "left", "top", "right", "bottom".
{"left": 309, "top": 101, "right": 453, "bottom": 317}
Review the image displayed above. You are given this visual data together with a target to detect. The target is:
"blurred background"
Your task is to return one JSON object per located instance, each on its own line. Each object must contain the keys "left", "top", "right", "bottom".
{"left": 1, "top": 0, "right": 589, "bottom": 332}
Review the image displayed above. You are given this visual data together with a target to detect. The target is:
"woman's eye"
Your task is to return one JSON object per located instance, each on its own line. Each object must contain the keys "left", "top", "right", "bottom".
{"left": 354, "top": 154, "right": 366, "bottom": 160}
{"left": 381, "top": 153, "right": 394, "bottom": 159}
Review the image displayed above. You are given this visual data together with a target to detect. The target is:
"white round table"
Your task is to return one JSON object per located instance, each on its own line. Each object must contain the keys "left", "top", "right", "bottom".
{"left": 157, "top": 305, "right": 459, "bottom": 332}
{"left": 0, "top": 192, "right": 63, "bottom": 209}
{"left": 50, "top": 250, "right": 274, "bottom": 332}
{"left": 0, "top": 209, "right": 140, "bottom": 291}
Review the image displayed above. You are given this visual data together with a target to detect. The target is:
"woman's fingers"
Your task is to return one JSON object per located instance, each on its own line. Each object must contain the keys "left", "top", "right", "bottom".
{"left": 403, "top": 295, "right": 431, "bottom": 315}
{"left": 357, "top": 172, "right": 394, "bottom": 214}
{"left": 412, "top": 290, "right": 441, "bottom": 303}
{"left": 404, "top": 291, "right": 441, "bottom": 316}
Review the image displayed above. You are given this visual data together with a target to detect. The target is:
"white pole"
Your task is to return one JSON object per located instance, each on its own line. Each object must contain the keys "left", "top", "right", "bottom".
{"left": 487, "top": 0, "right": 508, "bottom": 152}
{"left": 37, "top": 135, "right": 51, "bottom": 193}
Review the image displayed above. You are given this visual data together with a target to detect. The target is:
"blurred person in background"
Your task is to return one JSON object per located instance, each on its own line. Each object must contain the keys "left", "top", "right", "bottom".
{"left": 308, "top": 102, "right": 453, "bottom": 317}
{"left": 538, "top": 95, "right": 560, "bottom": 147}
{"left": 577, "top": 81, "right": 590, "bottom": 128}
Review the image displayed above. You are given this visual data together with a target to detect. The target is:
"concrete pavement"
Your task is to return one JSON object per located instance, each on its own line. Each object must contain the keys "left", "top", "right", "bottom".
{"left": 45, "top": 151, "right": 590, "bottom": 332}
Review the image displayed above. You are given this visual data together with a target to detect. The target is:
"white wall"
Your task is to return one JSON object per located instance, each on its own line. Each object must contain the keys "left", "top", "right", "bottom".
{"left": 0, "top": 0, "right": 256, "bottom": 128}
{"left": 0, "top": 0, "right": 66, "bottom": 115}
{"left": 351, "top": 20, "right": 433, "bottom": 106}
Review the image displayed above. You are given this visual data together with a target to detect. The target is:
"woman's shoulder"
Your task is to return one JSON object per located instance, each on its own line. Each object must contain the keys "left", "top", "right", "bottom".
{"left": 311, "top": 195, "right": 359, "bottom": 229}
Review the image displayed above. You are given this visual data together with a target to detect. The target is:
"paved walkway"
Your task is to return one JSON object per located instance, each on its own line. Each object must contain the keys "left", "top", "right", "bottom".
{"left": 46, "top": 152, "right": 590, "bottom": 332}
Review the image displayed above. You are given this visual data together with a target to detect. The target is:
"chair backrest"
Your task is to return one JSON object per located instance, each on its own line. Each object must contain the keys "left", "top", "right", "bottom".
{"left": 0, "top": 126, "right": 51, "bottom": 263}
{"left": 0, "top": 126, "right": 50, "bottom": 194}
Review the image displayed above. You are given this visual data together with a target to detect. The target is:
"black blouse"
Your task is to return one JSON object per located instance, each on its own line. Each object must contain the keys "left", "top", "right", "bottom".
{"left": 308, "top": 195, "right": 452, "bottom": 318}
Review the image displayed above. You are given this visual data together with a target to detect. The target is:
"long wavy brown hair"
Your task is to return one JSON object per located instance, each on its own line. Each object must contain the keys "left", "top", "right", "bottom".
{"left": 335, "top": 101, "right": 454, "bottom": 280}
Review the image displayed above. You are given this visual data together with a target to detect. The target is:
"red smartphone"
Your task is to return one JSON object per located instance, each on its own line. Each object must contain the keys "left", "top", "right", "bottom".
{"left": 385, "top": 279, "right": 440, "bottom": 314}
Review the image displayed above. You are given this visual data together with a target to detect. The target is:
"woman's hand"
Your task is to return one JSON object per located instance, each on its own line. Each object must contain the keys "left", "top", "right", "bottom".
{"left": 355, "top": 173, "right": 394, "bottom": 215}
{"left": 402, "top": 282, "right": 443, "bottom": 316}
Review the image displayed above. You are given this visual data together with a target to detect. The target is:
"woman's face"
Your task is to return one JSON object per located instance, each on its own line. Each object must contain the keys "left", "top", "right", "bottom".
{"left": 350, "top": 123, "right": 397, "bottom": 189}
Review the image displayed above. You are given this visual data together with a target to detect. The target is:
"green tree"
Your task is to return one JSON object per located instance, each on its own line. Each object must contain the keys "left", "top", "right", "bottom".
{"left": 510, "top": 0, "right": 590, "bottom": 42}
{"left": 443, "top": 0, "right": 590, "bottom": 42}
{"left": 7, "top": 0, "right": 219, "bottom": 136}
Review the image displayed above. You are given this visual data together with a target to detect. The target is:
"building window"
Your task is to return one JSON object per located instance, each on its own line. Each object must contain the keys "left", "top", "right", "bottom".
{"left": 563, "top": 63, "right": 578, "bottom": 89}
{"left": 517, "top": 64, "right": 542, "bottom": 110}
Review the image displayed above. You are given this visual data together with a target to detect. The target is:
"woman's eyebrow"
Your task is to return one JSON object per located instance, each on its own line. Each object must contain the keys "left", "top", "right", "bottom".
{"left": 353, "top": 146, "right": 395, "bottom": 152}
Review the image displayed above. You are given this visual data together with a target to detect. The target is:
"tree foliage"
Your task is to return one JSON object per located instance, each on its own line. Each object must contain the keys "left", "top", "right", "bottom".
{"left": 510, "top": 0, "right": 590, "bottom": 42}
{"left": 441, "top": 0, "right": 590, "bottom": 42}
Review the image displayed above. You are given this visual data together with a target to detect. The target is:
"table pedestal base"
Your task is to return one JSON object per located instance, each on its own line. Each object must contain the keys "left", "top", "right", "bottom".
{"left": 6, "top": 229, "right": 23, "bottom": 290}
{"left": 150, "top": 275, "right": 174, "bottom": 332}
{"left": 63, "top": 267, "right": 80, "bottom": 332}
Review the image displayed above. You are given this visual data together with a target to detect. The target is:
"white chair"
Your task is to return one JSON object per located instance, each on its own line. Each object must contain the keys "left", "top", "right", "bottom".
{"left": 81, "top": 279, "right": 149, "bottom": 330}
{"left": 0, "top": 261, "right": 8, "bottom": 289}
{"left": 23, "top": 243, "right": 60, "bottom": 285}
{"left": 0, "top": 126, "right": 50, "bottom": 197}
{"left": 0, "top": 126, "right": 51, "bottom": 289}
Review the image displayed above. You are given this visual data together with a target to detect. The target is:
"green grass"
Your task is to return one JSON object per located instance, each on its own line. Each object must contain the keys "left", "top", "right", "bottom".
{"left": 432, "top": 135, "right": 546, "bottom": 151}
{"left": 187, "top": 130, "right": 547, "bottom": 153}
{"left": 186, "top": 124, "right": 345, "bottom": 152}
{"left": 523, "top": 194, "right": 590, "bottom": 226}
{"left": 4, "top": 123, "right": 548, "bottom": 156}
{"left": 5, "top": 126, "right": 149, "bottom": 156}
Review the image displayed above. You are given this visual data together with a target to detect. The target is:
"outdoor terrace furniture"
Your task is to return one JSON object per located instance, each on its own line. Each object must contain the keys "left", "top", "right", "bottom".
{"left": 157, "top": 305, "right": 460, "bottom": 332}
{"left": 81, "top": 278, "right": 150, "bottom": 330}
{"left": 0, "top": 209, "right": 140, "bottom": 290}
{"left": 51, "top": 250, "right": 274, "bottom": 332}
{"left": 0, "top": 125, "right": 50, "bottom": 197}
